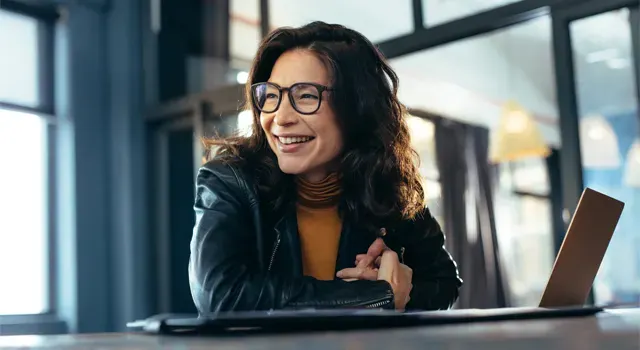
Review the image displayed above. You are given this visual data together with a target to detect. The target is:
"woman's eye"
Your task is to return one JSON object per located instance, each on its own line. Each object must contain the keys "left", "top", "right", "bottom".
{"left": 300, "top": 94, "right": 319, "bottom": 100}
{"left": 266, "top": 93, "right": 278, "bottom": 99}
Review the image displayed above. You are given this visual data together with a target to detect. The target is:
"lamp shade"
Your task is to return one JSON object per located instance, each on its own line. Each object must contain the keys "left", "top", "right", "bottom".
{"left": 489, "top": 101, "right": 550, "bottom": 163}
{"left": 624, "top": 139, "right": 640, "bottom": 187}
{"left": 578, "top": 115, "right": 621, "bottom": 168}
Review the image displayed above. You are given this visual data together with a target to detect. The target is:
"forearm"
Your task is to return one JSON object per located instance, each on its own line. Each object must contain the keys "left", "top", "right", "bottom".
{"left": 189, "top": 262, "right": 395, "bottom": 314}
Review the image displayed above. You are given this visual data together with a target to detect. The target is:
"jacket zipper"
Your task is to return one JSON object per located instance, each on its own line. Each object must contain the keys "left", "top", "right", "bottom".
{"left": 364, "top": 296, "right": 393, "bottom": 308}
{"left": 267, "top": 234, "right": 281, "bottom": 272}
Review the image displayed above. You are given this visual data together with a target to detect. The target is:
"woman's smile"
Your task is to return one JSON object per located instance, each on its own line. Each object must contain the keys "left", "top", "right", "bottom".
{"left": 274, "top": 134, "right": 316, "bottom": 153}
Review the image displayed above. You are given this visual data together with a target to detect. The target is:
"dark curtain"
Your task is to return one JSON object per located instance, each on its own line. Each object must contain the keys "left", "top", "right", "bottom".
{"left": 435, "top": 118, "right": 510, "bottom": 309}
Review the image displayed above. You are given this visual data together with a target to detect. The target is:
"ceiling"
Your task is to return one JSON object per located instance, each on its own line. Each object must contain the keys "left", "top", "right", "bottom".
{"left": 229, "top": 2, "right": 638, "bottom": 147}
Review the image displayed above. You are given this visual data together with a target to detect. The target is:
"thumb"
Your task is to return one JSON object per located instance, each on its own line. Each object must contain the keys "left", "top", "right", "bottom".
{"left": 367, "top": 238, "right": 387, "bottom": 257}
{"left": 377, "top": 249, "right": 399, "bottom": 277}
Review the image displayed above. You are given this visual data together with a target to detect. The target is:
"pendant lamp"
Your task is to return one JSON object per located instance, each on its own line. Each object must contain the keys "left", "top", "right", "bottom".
{"left": 624, "top": 139, "right": 640, "bottom": 187}
{"left": 578, "top": 115, "right": 621, "bottom": 169}
{"left": 489, "top": 101, "right": 551, "bottom": 163}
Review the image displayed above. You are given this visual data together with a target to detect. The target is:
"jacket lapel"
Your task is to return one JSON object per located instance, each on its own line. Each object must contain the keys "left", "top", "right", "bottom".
{"left": 335, "top": 217, "right": 379, "bottom": 273}
{"left": 273, "top": 204, "right": 303, "bottom": 277}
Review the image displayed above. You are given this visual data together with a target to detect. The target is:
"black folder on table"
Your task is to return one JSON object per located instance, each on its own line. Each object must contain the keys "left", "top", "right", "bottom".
{"left": 127, "top": 306, "right": 603, "bottom": 335}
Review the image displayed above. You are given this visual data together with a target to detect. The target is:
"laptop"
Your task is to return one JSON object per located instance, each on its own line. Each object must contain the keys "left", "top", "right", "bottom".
{"left": 539, "top": 187, "right": 624, "bottom": 308}
{"left": 128, "top": 188, "right": 625, "bottom": 335}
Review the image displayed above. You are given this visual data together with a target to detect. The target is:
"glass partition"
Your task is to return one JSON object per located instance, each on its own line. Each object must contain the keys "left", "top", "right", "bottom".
{"left": 570, "top": 8, "right": 640, "bottom": 305}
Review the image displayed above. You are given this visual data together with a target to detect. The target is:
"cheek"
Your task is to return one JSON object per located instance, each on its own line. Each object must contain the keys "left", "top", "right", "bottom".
{"left": 317, "top": 117, "right": 343, "bottom": 155}
{"left": 259, "top": 113, "right": 271, "bottom": 131}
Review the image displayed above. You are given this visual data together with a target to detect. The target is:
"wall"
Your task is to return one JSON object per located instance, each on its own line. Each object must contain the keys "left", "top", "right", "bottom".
{"left": 53, "top": 0, "right": 149, "bottom": 332}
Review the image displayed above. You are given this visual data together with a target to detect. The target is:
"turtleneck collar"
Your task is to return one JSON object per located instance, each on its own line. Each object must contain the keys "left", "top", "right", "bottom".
{"left": 296, "top": 173, "right": 341, "bottom": 208}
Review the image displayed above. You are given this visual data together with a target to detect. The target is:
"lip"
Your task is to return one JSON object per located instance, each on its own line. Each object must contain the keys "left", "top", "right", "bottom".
{"left": 273, "top": 133, "right": 314, "bottom": 138}
{"left": 274, "top": 135, "right": 315, "bottom": 153}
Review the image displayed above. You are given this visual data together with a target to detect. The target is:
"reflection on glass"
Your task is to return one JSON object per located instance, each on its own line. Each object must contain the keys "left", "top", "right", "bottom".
{"left": 0, "top": 109, "right": 48, "bottom": 315}
{"left": 571, "top": 9, "right": 640, "bottom": 305}
{"left": 579, "top": 115, "right": 621, "bottom": 168}
{"left": 624, "top": 140, "right": 640, "bottom": 187}
{"left": 390, "top": 16, "right": 558, "bottom": 146}
{"left": 0, "top": 9, "right": 39, "bottom": 107}
{"left": 423, "top": 0, "right": 520, "bottom": 27}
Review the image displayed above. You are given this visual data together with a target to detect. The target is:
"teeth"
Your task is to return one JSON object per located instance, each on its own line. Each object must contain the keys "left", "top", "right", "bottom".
{"left": 279, "top": 136, "right": 313, "bottom": 145}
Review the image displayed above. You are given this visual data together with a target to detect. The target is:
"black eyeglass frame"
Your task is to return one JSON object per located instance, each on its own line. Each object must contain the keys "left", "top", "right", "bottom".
{"left": 250, "top": 82, "right": 334, "bottom": 115}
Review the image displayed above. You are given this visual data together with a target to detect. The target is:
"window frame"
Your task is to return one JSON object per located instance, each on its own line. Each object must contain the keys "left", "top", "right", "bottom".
{"left": 0, "top": 1, "right": 66, "bottom": 335}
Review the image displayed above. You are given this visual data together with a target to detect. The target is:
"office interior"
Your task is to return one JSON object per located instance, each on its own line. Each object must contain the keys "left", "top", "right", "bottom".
{"left": 0, "top": 0, "right": 638, "bottom": 335}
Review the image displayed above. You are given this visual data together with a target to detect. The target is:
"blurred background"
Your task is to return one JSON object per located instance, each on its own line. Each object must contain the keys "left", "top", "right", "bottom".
{"left": 0, "top": 0, "right": 638, "bottom": 335}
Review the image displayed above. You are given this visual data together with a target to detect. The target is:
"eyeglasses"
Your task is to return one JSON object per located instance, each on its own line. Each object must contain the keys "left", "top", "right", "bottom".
{"left": 251, "top": 82, "right": 334, "bottom": 115}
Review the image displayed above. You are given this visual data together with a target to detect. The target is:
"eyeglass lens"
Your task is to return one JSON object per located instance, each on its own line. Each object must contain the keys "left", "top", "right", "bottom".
{"left": 253, "top": 83, "right": 321, "bottom": 114}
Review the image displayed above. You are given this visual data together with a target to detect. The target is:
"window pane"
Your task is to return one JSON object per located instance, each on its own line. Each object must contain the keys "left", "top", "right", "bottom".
{"left": 570, "top": 9, "right": 640, "bottom": 305}
{"left": 494, "top": 193, "right": 555, "bottom": 306}
{"left": 423, "top": 0, "right": 520, "bottom": 27}
{"left": 390, "top": 15, "right": 560, "bottom": 148}
{"left": 0, "top": 109, "right": 48, "bottom": 315}
{"left": 407, "top": 115, "right": 438, "bottom": 179}
{"left": 0, "top": 10, "right": 39, "bottom": 107}
{"left": 269, "top": 0, "right": 413, "bottom": 43}
{"left": 230, "top": 0, "right": 261, "bottom": 62}
{"left": 498, "top": 157, "right": 550, "bottom": 195}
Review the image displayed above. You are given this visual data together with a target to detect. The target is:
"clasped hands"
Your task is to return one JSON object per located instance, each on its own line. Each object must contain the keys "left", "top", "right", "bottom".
{"left": 336, "top": 238, "right": 413, "bottom": 310}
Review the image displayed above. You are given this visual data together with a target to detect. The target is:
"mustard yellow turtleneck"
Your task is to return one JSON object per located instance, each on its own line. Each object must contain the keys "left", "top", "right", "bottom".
{"left": 296, "top": 173, "right": 342, "bottom": 281}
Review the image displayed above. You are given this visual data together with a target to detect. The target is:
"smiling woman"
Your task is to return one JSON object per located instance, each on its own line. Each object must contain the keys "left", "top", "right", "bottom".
{"left": 191, "top": 21, "right": 462, "bottom": 314}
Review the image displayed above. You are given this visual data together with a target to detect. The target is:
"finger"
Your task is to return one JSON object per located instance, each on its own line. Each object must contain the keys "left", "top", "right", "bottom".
{"left": 377, "top": 250, "right": 399, "bottom": 277}
{"left": 380, "top": 249, "right": 399, "bottom": 265}
{"left": 367, "top": 238, "right": 388, "bottom": 257}
{"left": 336, "top": 267, "right": 378, "bottom": 281}
{"left": 355, "top": 254, "right": 368, "bottom": 264}
{"left": 356, "top": 255, "right": 376, "bottom": 270}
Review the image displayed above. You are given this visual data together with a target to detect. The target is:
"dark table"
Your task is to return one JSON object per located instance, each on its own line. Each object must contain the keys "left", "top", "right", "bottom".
{"left": 1, "top": 308, "right": 639, "bottom": 349}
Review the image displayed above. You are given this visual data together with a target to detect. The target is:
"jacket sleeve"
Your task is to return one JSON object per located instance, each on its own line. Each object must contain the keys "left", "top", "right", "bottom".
{"left": 402, "top": 208, "right": 463, "bottom": 311}
{"left": 188, "top": 164, "right": 394, "bottom": 314}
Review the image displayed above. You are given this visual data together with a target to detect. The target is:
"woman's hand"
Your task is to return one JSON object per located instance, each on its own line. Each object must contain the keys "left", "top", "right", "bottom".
{"left": 377, "top": 249, "right": 413, "bottom": 310}
{"left": 336, "top": 238, "right": 386, "bottom": 281}
{"left": 336, "top": 239, "right": 413, "bottom": 310}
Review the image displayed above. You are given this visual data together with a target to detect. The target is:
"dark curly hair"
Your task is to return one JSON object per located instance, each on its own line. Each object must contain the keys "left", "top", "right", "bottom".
{"left": 204, "top": 21, "right": 424, "bottom": 229}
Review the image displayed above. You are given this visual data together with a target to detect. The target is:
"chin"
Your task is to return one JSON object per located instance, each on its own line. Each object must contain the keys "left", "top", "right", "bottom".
{"left": 276, "top": 158, "right": 308, "bottom": 175}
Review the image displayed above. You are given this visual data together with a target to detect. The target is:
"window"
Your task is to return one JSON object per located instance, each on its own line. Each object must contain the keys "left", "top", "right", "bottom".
{"left": 0, "top": 8, "right": 52, "bottom": 316}
{"left": 230, "top": 0, "right": 261, "bottom": 63}
{"left": 570, "top": 9, "right": 640, "bottom": 305}
{"left": 423, "top": 0, "right": 521, "bottom": 27}
{"left": 406, "top": 115, "right": 443, "bottom": 223}
{"left": 494, "top": 157, "right": 555, "bottom": 306}
{"left": 0, "top": 110, "right": 49, "bottom": 315}
{"left": 269, "top": 0, "right": 414, "bottom": 43}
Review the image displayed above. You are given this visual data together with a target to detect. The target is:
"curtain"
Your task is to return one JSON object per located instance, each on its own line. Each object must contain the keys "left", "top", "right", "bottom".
{"left": 435, "top": 118, "right": 510, "bottom": 309}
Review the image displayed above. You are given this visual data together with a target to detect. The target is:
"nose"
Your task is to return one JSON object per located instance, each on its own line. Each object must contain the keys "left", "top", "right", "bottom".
{"left": 273, "top": 92, "right": 298, "bottom": 126}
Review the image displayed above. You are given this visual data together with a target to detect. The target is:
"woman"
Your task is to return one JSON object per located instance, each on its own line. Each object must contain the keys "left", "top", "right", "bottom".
{"left": 189, "top": 21, "right": 462, "bottom": 313}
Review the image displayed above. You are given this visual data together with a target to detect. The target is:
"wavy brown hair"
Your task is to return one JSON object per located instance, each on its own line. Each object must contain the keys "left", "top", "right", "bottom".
{"left": 204, "top": 21, "right": 424, "bottom": 229}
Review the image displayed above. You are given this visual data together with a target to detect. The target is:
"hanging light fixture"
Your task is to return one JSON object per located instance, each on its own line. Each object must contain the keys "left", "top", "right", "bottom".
{"left": 489, "top": 100, "right": 551, "bottom": 163}
{"left": 624, "top": 138, "right": 640, "bottom": 187}
{"left": 578, "top": 114, "right": 621, "bottom": 168}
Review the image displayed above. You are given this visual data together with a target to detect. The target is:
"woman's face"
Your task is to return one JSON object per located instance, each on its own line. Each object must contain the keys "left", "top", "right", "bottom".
{"left": 259, "top": 50, "right": 343, "bottom": 183}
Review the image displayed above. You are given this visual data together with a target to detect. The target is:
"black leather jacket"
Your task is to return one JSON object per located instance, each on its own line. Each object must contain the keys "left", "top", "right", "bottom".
{"left": 188, "top": 159, "right": 462, "bottom": 314}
